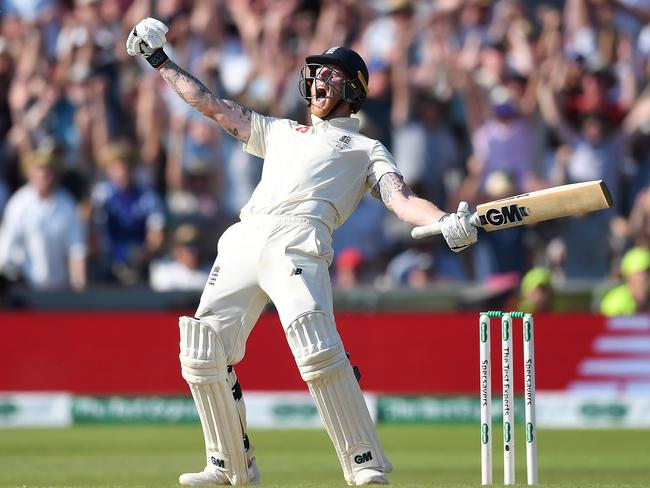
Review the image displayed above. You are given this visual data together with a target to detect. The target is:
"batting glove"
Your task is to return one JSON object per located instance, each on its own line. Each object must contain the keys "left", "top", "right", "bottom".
{"left": 439, "top": 201, "right": 478, "bottom": 252}
{"left": 126, "top": 17, "right": 170, "bottom": 69}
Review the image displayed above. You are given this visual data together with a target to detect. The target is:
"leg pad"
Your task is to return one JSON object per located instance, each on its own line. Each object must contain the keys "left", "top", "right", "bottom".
{"left": 179, "top": 316, "right": 250, "bottom": 485}
{"left": 286, "top": 312, "right": 391, "bottom": 484}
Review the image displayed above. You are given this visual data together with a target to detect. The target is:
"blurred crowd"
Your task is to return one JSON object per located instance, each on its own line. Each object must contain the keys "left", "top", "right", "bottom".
{"left": 3, "top": 0, "right": 650, "bottom": 310}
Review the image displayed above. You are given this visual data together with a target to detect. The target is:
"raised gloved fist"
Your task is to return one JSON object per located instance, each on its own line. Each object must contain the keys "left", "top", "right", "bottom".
{"left": 439, "top": 201, "right": 478, "bottom": 252}
{"left": 126, "top": 17, "right": 168, "bottom": 58}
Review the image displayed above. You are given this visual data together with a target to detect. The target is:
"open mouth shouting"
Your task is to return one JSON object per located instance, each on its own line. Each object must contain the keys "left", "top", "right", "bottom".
{"left": 311, "top": 82, "right": 336, "bottom": 109}
{"left": 315, "top": 85, "right": 328, "bottom": 101}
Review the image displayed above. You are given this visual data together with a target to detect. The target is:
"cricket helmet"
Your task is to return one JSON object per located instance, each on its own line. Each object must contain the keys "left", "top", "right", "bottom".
{"left": 299, "top": 46, "right": 369, "bottom": 114}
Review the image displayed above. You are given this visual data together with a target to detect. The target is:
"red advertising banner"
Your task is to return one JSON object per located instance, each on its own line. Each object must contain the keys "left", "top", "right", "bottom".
{"left": 1, "top": 311, "right": 648, "bottom": 394}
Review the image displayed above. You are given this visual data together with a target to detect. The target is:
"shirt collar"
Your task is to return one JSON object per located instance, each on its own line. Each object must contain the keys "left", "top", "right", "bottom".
{"left": 310, "top": 114, "right": 360, "bottom": 132}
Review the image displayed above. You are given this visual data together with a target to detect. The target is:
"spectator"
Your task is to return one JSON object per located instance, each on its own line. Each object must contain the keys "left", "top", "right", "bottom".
{"left": 166, "top": 112, "right": 224, "bottom": 249}
{"left": 537, "top": 73, "right": 614, "bottom": 279}
{"left": 334, "top": 246, "right": 364, "bottom": 290}
{"left": 628, "top": 185, "right": 650, "bottom": 246}
{"left": 0, "top": 149, "right": 87, "bottom": 290}
{"left": 465, "top": 83, "right": 536, "bottom": 197}
{"left": 333, "top": 194, "right": 389, "bottom": 281}
{"left": 392, "top": 91, "right": 461, "bottom": 209}
{"left": 358, "top": 58, "right": 394, "bottom": 149}
{"left": 149, "top": 223, "right": 209, "bottom": 291}
{"left": 519, "top": 266, "right": 554, "bottom": 313}
{"left": 601, "top": 246, "right": 650, "bottom": 315}
{"left": 450, "top": 24, "right": 539, "bottom": 207}
{"left": 90, "top": 141, "right": 165, "bottom": 285}
{"left": 166, "top": 160, "right": 222, "bottom": 254}
{"left": 386, "top": 248, "right": 434, "bottom": 288}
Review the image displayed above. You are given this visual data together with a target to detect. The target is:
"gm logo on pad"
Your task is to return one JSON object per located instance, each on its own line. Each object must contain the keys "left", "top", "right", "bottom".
{"left": 354, "top": 451, "right": 373, "bottom": 464}
{"left": 211, "top": 456, "right": 226, "bottom": 469}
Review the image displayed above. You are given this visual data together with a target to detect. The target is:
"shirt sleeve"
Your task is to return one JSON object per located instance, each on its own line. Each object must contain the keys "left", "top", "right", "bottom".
{"left": 63, "top": 198, "right": 87, "bottom": 258}
{"left": 242, "top": 111, "right": 280, "bottom": 158}
{"left": 143, "top": 190, "right": 166, "bottom": 231}
{"left": 0, "top": 194, "right": 25, "bottom": 272}
{"left": 366, "top": 141, "right": 402, "bottom": 191}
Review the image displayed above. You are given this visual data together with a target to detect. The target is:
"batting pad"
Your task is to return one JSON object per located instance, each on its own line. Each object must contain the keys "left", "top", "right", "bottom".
{"left": 226, "top": 366, "right": 253, "bottom": 458}
{"left": 179, "top": 316, "right": 249, "bottom": 485}
{"left": 286, "top": 312, "right": 391, "bottom": 484}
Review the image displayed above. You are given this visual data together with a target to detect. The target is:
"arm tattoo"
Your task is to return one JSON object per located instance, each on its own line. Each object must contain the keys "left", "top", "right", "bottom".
{"left": 160, "top": 60, "right": 213, "bottom": 108}
{"left": 372, "top": 173, "right": 414, "bottom": 209}
{"left": 160, "top": 61, "right": 252, "bottom": 143}
{"left": 221, "top": 100, "right": 252, "bottom": 141}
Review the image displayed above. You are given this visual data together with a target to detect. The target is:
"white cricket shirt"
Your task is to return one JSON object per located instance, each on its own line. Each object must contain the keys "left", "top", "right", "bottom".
{"left": 242, "top": 113, "right": 400, "bottom": 233}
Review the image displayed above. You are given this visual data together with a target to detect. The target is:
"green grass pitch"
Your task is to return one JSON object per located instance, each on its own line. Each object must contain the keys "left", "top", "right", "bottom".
{"left": 0, "top": 424, "right": 648, "bottom": 487}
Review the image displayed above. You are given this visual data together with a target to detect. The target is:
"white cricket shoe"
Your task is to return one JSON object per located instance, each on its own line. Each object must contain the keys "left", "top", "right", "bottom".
{"left": 179, "top": 457, "right": 260, "bottom": 486}
{"left": 351, "top": 468, "right": 390, "bottom": 485}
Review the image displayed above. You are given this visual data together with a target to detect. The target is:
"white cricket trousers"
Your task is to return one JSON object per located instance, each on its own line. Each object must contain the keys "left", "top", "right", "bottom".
{"left": 195, "top": 215, "right": 335, "bottom": 364}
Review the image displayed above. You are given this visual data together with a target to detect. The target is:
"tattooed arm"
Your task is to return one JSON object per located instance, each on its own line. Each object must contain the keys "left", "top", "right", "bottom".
{"left": 372, "top": 173, "right": 446, "bottom": 226}
{"left": 125, "top": 18, "right": 251, "bottom": 141}
{"left": 158, "top": 61, "right": 252, "bottom": 143}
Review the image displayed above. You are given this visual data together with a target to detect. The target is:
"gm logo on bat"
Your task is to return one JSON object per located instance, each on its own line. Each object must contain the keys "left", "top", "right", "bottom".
{"left": 479, "top": 204, "right": 531, "bottom": 226}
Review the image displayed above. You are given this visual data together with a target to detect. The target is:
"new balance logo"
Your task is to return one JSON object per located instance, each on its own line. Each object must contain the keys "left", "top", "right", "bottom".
{"left": 210, "top": 456, "right": 225, "bottom": 468}
{"left": 354, "top": 451, "right": 373, "bottom": 464}
{"left": 290, "top": 267, "right": 303, "bottom": 276}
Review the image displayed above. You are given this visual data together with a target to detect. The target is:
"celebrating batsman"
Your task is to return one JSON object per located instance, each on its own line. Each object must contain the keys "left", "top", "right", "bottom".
{"left": 127, "top": 17, "right": 477, "bottom": 486}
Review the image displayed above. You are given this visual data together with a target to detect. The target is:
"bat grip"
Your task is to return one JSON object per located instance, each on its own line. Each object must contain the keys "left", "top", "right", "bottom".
{"left": 411, "top": 213, "right": 480, "bottom": 239}
{"left": 411, "top": 221, "right": 442, "bottom": 239}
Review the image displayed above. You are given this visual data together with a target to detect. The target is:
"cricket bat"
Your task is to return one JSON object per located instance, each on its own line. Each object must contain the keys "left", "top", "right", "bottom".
{"left": 411, "top": 180, "right": 613, "bottom": 239}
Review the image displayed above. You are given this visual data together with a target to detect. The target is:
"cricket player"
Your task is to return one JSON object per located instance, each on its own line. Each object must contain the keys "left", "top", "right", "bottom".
{"left": 127, "top": 18, "right": 477, "bottom": 486}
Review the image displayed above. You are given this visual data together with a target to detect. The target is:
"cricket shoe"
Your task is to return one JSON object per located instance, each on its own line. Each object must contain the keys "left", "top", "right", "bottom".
{"left": 350, "top": 468, "right": 389, "bottom": 485}
{"left": 179, "top": 457, "right": 260, "bottom": 486}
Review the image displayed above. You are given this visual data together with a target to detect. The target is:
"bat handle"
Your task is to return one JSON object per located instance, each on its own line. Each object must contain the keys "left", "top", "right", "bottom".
{"left": 411, "top": 212, "right": 481, "bottom": 239}
{"left": 411, "top": 221, "right": 443, "bottom": 239}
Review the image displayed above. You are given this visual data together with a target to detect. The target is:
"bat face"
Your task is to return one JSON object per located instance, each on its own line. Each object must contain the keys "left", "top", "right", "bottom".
{"left": 476, "top": 180, "right": 613, "bottom": 232}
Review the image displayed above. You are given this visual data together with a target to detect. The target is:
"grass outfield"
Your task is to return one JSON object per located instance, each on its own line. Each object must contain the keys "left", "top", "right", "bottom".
{"left": 0, "top": 424, "right": 648, "bottom": 487}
